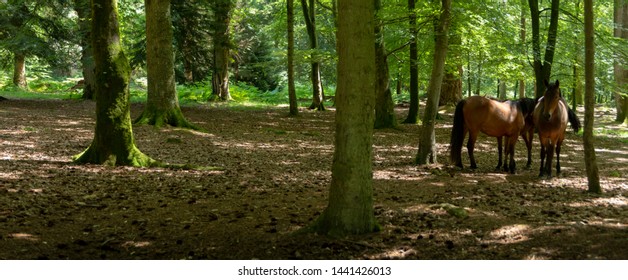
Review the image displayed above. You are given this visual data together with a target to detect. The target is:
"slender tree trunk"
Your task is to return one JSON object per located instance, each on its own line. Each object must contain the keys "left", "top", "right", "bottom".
{"left": 210, "top": 0, "right": 233, "bottom": 101}
{"left": 529, "top": 0, "right": 560, "bottom": 98}
{"left": 439, "top": 29, "right": 462, "bottom": 106}
{"left": 583, "top": 0, "right": 601, "bottom": 193}
{"left": 498, "top": 80, "right": 506, "bottom": 100}
{"left": 286, "top": 0, "right": 299, "bottom": 116}
{"left": 74, "top": 0, "right": 96, "bottom": 100}
{"left": 416, "top": 0, "right": 451, "bottom": 165}
{"left": 374, "top": 0, "right": 397, "bottom": 129}
{"left": 300, "top": 0, "right": 325, "bottom": 110}
{"left": 475, "top": 51, "right": 482, "bottom": 95}
{"left": 307, "top": 0, "right": 378, "bottom": 236}
{"left": 12, "top": 52, "right": 27, "bottom": 89}
{"left": 614, "top": 0, "right": 628, "bottom": 123}
{"left": 404, "top": 0, "right": 420, "bottom": 124}
{"left": 74, "top": 0, "right": 155, "bottom": 167}
{"left": 467, "top": 50, "right": 472, "bottom": 97}
{"left": 519, "top": 0, "right": 526, "bottom": 98}
{"left": 287, "top": 0, "right": 298, "bottom": 116}
{"left": 135, "top": 0, "right": 197, "bottom": 129}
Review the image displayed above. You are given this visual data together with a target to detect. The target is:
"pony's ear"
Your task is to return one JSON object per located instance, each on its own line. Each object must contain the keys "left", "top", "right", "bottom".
{"left": 544, "top": 79, "right": 549, "bottom": 87}
{"left": 555, "top": 80, "right": 559, "bottom": 87}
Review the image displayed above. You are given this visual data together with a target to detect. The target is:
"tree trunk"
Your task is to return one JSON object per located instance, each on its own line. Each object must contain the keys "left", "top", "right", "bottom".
{"left": 74, "top": 0, "right": 96, "bottom": 100}
{"left": 307, "top": 0, "right": 379, "bottom": 236}
{"left": 210, "top": 0, "right": 233, "bottom": 101}
{"left": 12, "top": 52, "right": 27, "bottom": 89}
{"left": 498, "top": 79, "right": 506, "bottom": 100}
{"left": 474, "top": 51, "right": 482, "bottom": 95}
{"left": 287, "top": 0, "right": 298, "bottom": 116}
{"left": 374, "top": 0, "right": 397, "bottom": 129}
{"left": 416, "top": 0, "right": 451, "bottom": 165}
{"left": 529, "top": 0, "right": 560, "bottom": 98}
{"left": 403, "top": 0, "right": 420, "bottom": 124}
{"left": 300, "top": 0, "right": 325, "bottom": 110}
{"left": 135, "top": 0, "right": 197, "bottom": 129}
{"left": 583, "top": 0, "right": 601, "bottom": 193}
{"left": 614, "top": 0, "right": 628, "bottom": 123}
{"left": 74, "top": 0, "right": 155, "bottom": 167}
{"left": 440, "top": 65, "right": 462, "bottom": 106}
{"left": 519, "top": 0, "right": 526, "bottom": 98}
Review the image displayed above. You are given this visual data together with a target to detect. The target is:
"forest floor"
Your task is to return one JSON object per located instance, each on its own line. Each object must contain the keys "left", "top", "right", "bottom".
{"left": 0, "top": 98, "right": 627, "bottom": 260}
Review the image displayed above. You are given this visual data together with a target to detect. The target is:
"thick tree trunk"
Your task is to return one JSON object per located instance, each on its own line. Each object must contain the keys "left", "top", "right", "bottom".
{"left": 307, "top": 0, "right": 378, "bottom": 236}
{"left": 74, "top": 0, "right": 154, "bottom": 167}
{"left": 416, "top": 0, "right": 451, "bottom": 165}
{"left": 498, "top": 80, "right": 507, "bottom": 100}
{"left": 439, "top": 65, "right": 462, "bottom": 106}
{"left": 529, "top": 0, "right": 560, "bottom": 98}
{"left": 300, "top": 0, "right": 325, "bottom": 111}
{"left": 13, "top": 52, "right": 27, "bottom": 89}
{"left": 614, "top": 0, "right": 628, "bottom": 123}
{"left": 583, "top": 0, "right": 601, "bottom": 193}
{"left": 374, "top": 0, "right": 397, "bottom": 129}
{"left": 74, "top": 0, "right": 96, "bottom": 100}
{"left": 210, "top": 0, "right": 233, "bottom": 101}
{"left": 135, "top": 0, "right": 197, "bottom": 129}
{"left": 404, "top": 0, "right": 420, "bottom": 124}
{"left": 287, "top": 0, "right": 298, "bottom": 116}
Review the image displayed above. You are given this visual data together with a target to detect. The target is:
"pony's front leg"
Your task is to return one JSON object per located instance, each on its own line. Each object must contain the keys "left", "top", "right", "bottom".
{"left": 555, "top": 139, "right": 563, "bottom": 175}
{"left": 538, "top": 138, "right": 548, "bottom": 177}
{"left": 524, "top": 129, "right": 533, "bottom": 169}
{"left": 544, "top": 142, "right": 556, "bottom": 178}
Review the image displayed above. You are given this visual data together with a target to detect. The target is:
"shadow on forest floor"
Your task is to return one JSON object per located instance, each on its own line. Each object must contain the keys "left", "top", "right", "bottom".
{"left": 0, "top": 99, "right": 626, "bottom": 259}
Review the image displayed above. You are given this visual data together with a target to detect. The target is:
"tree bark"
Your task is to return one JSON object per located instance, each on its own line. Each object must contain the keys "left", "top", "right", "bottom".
{"left": 74, "top": 0, "right": 96, "bottom": 100}
{"left": 287, "top": 0, "right": 298, "bottom": 116}
{"left": 614, "top": 0, "right": 628, "bottom": 123}
{"left": 135, "top": 0, "right": 197, "bottom": 129}
{"left": 519, "top": 0, "right": 526, "bottom": 98}
{"left": 529, "top": 0, "right": 560, "bottom": 98}
{"left": 300, "top": 0, "right": 325, "bottom": 110}
{"left": 403, "top": 0, "right": 420, "bottom": 124}
{"left": 307, "top": 0, "right": 379, "bottom": 236}
{"left": 74, "top": 0, "right": 155, "bottom": 167}
{"left": 440, "top": 65, "right": 462, "bottom": 105}
{"left": 584, "top": 0, "right": 601, "bottom": 193}
{"left": 12, "top": 52, "right": 27, "bottom": 89}
{"left": 374, "top": 0, "right": 397, "bottom": 129}
{"left": 210, "top": 0, "right": 233, "bottom": 101}
{"left": 416, "top": 0, "right": 451, "bottom": 165}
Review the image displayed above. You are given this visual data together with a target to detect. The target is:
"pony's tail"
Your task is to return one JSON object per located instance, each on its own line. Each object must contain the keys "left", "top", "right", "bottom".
{"left": 567, "top": 107, "right": 581, "bottom": 133}
{"left": 450, "top": 99, "right": 466, "bottom": 167}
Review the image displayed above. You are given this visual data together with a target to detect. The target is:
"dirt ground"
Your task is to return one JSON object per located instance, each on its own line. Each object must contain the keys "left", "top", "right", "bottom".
{"left": 0, "top": 98, "right": 626, "bottom": 260}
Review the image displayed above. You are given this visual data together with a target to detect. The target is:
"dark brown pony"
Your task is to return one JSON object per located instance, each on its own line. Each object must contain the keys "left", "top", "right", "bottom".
{"left": 533, "top": 80, "right": 581, "bottom": 178}
{"left": 450, "top": 96, "right": 535, "bottom": 173}
{"left": 496, "top": 97, "right": 536, "bottom": 170}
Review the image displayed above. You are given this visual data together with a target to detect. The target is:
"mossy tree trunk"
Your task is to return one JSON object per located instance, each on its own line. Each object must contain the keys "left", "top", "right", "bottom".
{"left": 374, "top": 0, "right": 397, "bottom": 129}
{"left": 287, "top": 0, "right": 298, "bottom": 116}
{"left": 74, "top": 0, "right": 154, "bottom": 167}
{"left": 13, "top": 52, "right": 27, "bottom": 89}
{"left": 583, "top": 0, "right": 601, "bottom": 193}
{"left": 74, "top": 0, "right": 96, "bottom": 100}
{"left": 307, "top": 0, "right": 379, "bottom": 236}
{"left": 135, "top": 0, "right": 197, "bottom": 129}
{"left": 403, "top": 0, "right": 420, "bottom": 124}
{"left": 210, "top": 0, "right": 233, "bottom": 101}
{"left": 416, "top": 0, "right": 450, "bottom": 165}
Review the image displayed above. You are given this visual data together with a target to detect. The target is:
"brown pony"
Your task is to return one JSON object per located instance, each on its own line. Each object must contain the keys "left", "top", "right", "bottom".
{"left": 533, "top": 80, "right": 581, "bottom": 178}
{"left": 449, "top": 96, "right": 535, "bottom": 173}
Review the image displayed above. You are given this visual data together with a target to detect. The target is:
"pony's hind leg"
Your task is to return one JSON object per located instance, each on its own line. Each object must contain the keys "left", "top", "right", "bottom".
{"left": 467, "top": 131, "right": 478, "bottom": 169}
{"left": 507, "top": 135, "right": 517, "bottom": 174}
{"left": 525, "top": 129, "right": 533, "bottom": 169}
{"left": 495, "top": 136, "right": 503, "bottom": 170}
